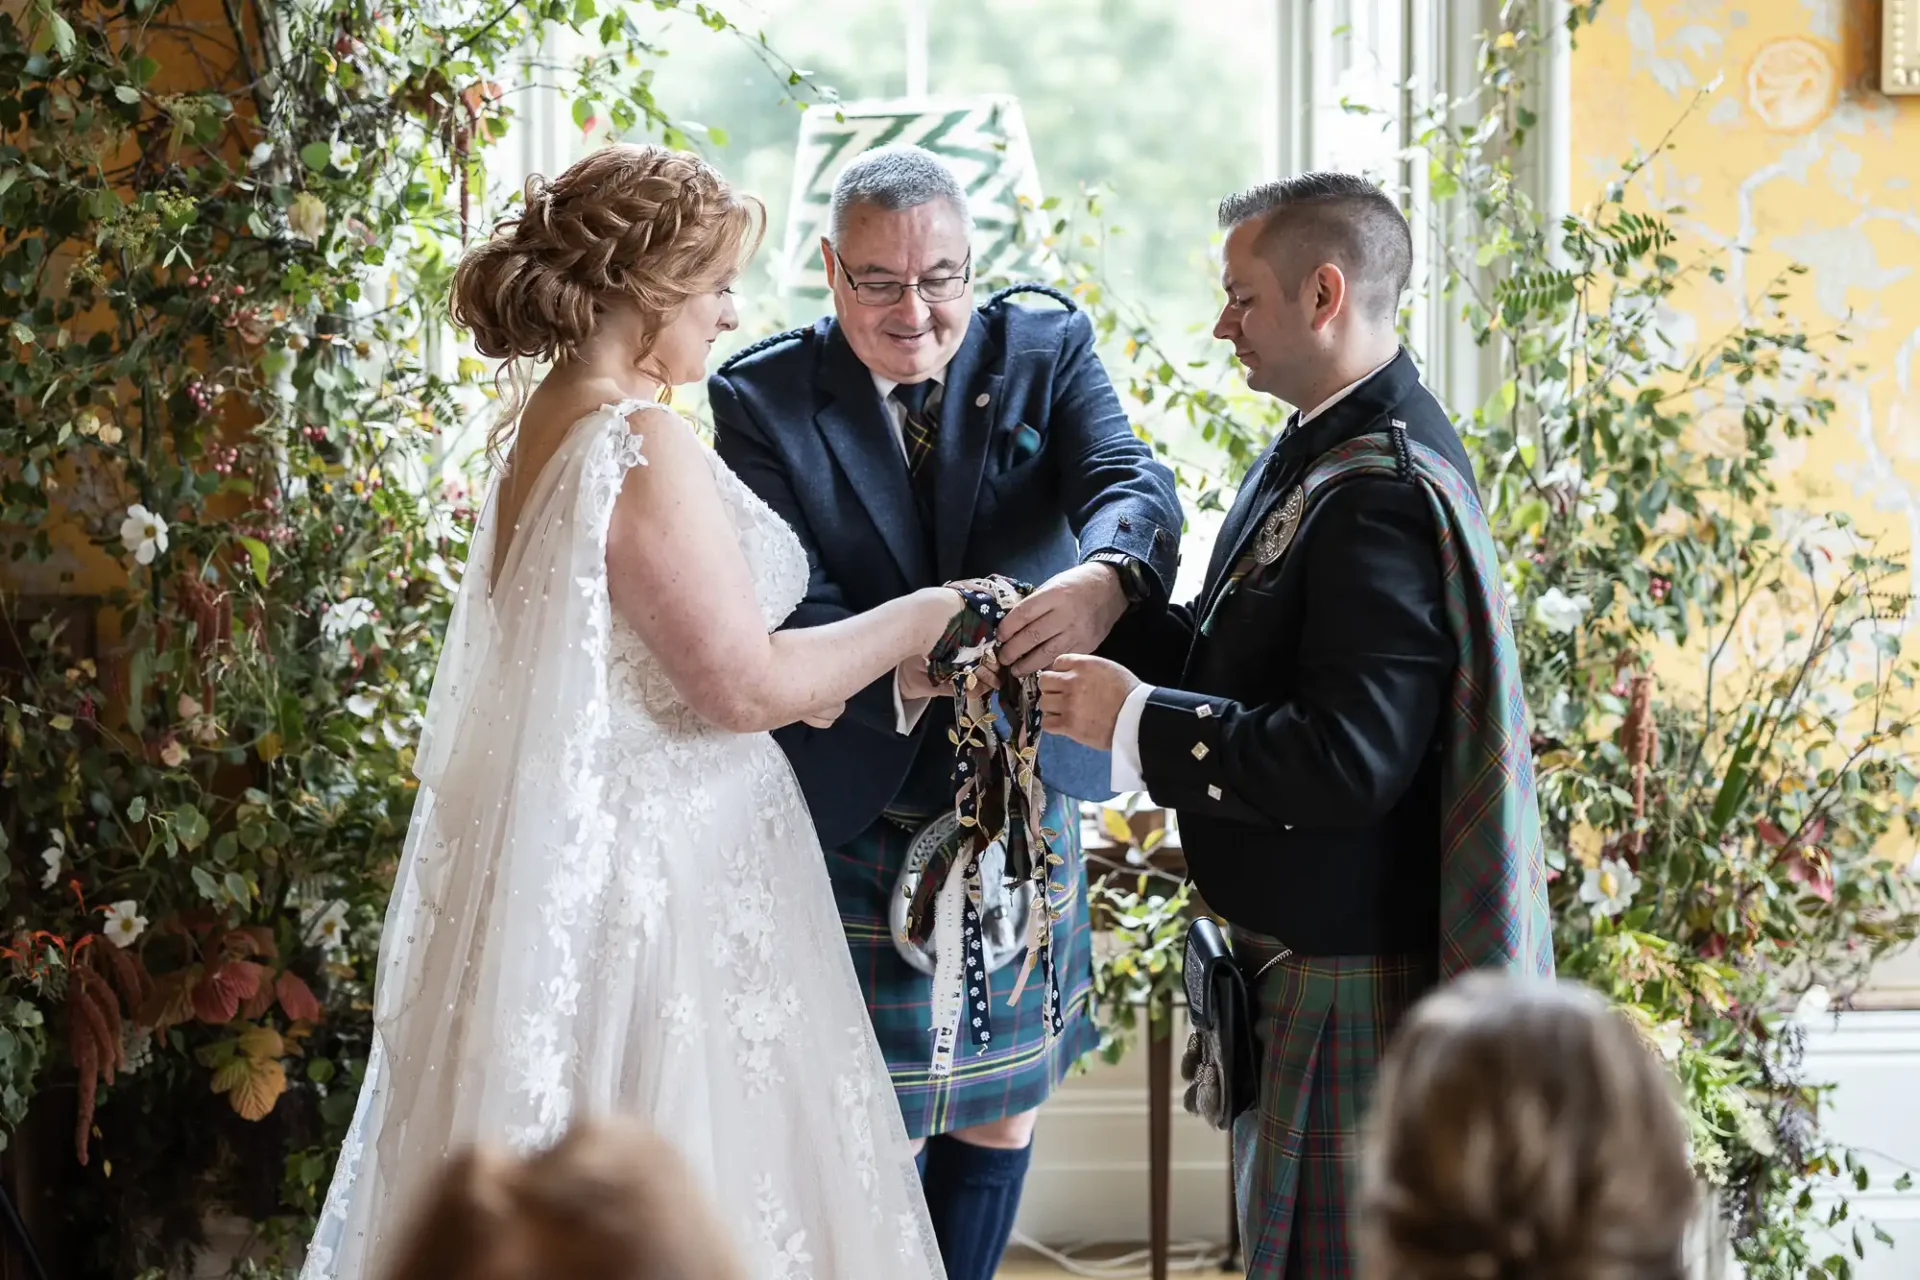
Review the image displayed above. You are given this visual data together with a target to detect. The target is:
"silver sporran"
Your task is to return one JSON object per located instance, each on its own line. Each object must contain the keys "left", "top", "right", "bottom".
{"left": 890, "top": 811, "right": 1035, "bottom": 977}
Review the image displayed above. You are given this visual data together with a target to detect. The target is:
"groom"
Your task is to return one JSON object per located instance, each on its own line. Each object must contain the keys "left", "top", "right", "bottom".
{"left": 709, "top": 145, "right": 1180, "bottom": 1280}
{"left": 1040, "top": 173, "right": 1552, "bottom": 1278}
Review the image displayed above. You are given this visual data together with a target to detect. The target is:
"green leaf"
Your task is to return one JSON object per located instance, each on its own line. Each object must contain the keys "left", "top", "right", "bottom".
{"left": 8, "top": 322, "right": 31, "bottom": 347}
{"left": 126, "top": 796, "right": 147, "bottom": 825}
{"left": 223, "top": 871, "right": 252, "bottom": 903}
{"left": 236, "top": 535, "right": 271, "bottom": 586}
{"left": 1705, "top": 711, "right": 1760, "bottom": 840}
{"left": 299, "top": 141, "right": 332, "bottom": 172}
{"left": 114, "top": 85, "right": 142, "bottom": 104}
{"left": 174, "top": 803, "right": 209, "bottom": 851}
{"left": 48, "top": 12, "right": 75, "bottom": 59}
{"left": 707, "top": 124, "right": 729, "bottom": 146}
{"left": 191, "top": 865, "right": 223, "bottom": 901}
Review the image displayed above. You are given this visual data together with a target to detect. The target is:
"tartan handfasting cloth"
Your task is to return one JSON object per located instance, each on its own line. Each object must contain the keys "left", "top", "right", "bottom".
{"left": 904, "top": 575, "right": 1066, "bottom": 1078}
{"left": 1295, "top": 430, "right": 1554, "bottom": 980}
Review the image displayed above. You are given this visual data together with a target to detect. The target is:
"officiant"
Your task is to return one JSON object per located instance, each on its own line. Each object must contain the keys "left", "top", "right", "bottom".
{"left": 708, "top": 144, "right": 1180, "bottom": 1280}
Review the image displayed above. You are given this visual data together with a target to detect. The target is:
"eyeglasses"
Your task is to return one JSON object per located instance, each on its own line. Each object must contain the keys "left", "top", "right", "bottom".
{"left": 831, "top": 249, "right": 973, "bottom": 306}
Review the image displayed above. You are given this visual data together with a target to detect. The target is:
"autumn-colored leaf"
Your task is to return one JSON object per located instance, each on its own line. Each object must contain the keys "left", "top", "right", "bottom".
{"left": 209, "top": 1056, "right": 251, "bottom": 1095}
{"left": 240, "top": 979, "right": 277, "bottom": 1022}
{"left": 192, "top": 961, "right": 265, "bottom": 1025}
{"left": 237, "top": 925, "right": 279, "bottom": 960}
{"left": 230, "top": 1058, "right": 287, "bottom": 1121}
{"left": 1756, "top": 819, "right": 1789, "bottom": 848}
{"left": 1781, "top": 849, "right": 1835, "bottom": 904}
{"left": 1098, "top": 807, "right": 1134, "bottom": 846}
{"left": 275, "top": 970, "right": 324, "bottom": 1023}
{"left": 237, "top": 1023, "right": 284, "bottom": 1061}
{"left": 139, "top": 968, "right": 199, "bottom": 1031}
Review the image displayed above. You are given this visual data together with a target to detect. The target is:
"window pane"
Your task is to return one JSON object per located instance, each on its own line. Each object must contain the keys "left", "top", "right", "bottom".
{"left": 1309, "top": 0, "right": 1404, "bottom": 179}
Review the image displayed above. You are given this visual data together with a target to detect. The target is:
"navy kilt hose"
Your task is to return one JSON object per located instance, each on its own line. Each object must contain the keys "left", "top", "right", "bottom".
{"left": 826, "top": 790, "right": 1098, "bottom": 1139}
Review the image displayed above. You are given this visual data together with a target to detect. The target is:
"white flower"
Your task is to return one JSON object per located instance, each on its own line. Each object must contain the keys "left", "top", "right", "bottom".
{"left": 1534, "top": 586, "right": 1592, "bottom": 636}
{"left": 119, "top": 504, "right": 170, "bottom": 566}
{"left": 1579, "top": 857, "right": 1641, "bottom": 918}
{"left": 159, "top": 737, "right": 188, "bottom": 768}
{"left": 321, "top": 596, "right": 374, "bottom": 640}
{"left": 1792, "top": 983, "right": 1832, "bottom": 1025}
{"left": 329, "top": 140, "right": 357, "bottom": 173}
{"left": 1648, "top": 1021, "right": 1687, "bottom": 1062}
{"left": 344, "top": 692, "right": 380, "bottom": 719}
{"left": 103, "top": 900, "right": 149, "bottom": 949}
{"left": 248, "top": 141, "right": 275, "bottom": 170}
{"left": 40, "top": 831, "right": 66, "bottom": 889}
{"left": 305, "top": 900, "right": 350, "bottom": 952}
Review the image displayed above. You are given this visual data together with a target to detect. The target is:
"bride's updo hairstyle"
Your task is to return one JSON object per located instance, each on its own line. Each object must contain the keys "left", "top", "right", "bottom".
{"left": 384, "top": 1118, "right": 747, "bottom": 1280}
{"left": 449, "top": 145, "right": 763, "bottom": 454}
{"left": 1361, "top": 975, "right": 1697, "bottom": 1280}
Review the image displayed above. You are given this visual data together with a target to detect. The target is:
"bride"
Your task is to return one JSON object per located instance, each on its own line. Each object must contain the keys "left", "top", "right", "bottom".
{"left": 302, "top": 144, "right": 956, "bottom": 1279}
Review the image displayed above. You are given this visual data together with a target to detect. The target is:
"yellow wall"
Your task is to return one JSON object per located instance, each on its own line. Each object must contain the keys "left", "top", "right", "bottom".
{"left": 1571, "top": 1, "right": 1920, "bottom": 596}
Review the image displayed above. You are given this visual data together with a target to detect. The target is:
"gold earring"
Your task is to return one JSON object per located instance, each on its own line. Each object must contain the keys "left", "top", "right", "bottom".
{"left": 655, "top": 384, "right": 673, "bottom": 405}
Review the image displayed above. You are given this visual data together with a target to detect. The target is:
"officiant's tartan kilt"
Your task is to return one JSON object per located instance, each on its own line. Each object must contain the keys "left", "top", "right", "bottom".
{"left": 827, "top": 790, "right": 1097, "bottom": 1139}
{"left": 1231, "top": 938, "right": 1439, "bottom": 1280}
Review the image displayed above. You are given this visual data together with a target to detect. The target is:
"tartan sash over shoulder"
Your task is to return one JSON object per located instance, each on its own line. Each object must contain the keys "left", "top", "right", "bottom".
{"left": 1300, "top": 430, "right": 1554, "bottom": 980}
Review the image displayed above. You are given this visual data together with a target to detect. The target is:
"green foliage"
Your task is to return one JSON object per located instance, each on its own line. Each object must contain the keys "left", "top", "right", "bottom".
{"left": 1084, "top": 798, "right": 1190, "bottom": 1064}
{"left": 0, "top": 0, "right": 812, "bottom": 1268}
{"left": 1416, "top": 26, "right": 1920, "bottom": 1273}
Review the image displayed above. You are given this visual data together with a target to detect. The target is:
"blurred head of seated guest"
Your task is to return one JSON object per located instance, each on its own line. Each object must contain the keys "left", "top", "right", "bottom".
{"left": 383, "top": 1118, "right": 747, "bottom": 1280}
{"left": 1362, "top": 974, "right": 1697, "bottom": 1280}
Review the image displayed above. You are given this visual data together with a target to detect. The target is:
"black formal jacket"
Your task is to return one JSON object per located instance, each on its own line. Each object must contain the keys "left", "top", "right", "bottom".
{"left": 710, "top": 287, "right": 1182, "bottom": 848}
{"left": 1102, "top": 349, "right": 1476, "bottom": 954}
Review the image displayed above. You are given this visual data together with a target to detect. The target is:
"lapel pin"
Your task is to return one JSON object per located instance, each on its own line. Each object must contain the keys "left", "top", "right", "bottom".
{"left": 975, "top": 392, "right": 991, "bottom": 408}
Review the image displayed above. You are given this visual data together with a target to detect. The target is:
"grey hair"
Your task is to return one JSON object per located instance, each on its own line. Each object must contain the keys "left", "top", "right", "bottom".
{"left": 1218, "top": 172, "right": 1413, "bottom": 323}
{"left": 827, "top": 145, "right": 973, "bottom": 244}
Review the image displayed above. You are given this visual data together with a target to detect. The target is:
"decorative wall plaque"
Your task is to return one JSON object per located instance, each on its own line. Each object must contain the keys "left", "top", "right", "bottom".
{"left": 776, "top": 95, "right": 1057, "bottom": 322}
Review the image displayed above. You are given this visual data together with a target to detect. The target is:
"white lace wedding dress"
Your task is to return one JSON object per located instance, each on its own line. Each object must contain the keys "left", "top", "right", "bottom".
{"left": 302, "top": 401, "right": 944, "bottom": 1279}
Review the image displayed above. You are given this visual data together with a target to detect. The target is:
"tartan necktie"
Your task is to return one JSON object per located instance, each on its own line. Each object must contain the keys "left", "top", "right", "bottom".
{"left": 892, "top": 380, "right": 941, "bottom": 480}
{"left": 892, "top": 380, "right": 942, "bottom": 525}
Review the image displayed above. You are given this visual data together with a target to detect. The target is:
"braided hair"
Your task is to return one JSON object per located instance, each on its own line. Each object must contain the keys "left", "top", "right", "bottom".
{"left": 449, "top": 144, "right": 765, "bottom": 463}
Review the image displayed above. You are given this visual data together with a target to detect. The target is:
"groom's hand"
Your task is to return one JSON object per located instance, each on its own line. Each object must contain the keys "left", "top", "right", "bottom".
{"left": 998, "top": 563, "right": 1129, "bottom": 678}
{"left": 1038, "top": 654, "right": 1139, "bottom": 750}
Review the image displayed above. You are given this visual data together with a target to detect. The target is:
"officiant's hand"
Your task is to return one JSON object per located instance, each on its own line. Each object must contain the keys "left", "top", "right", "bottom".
{"left": 798, "top": 699, "right": 845, "bottom": 728}
{"left": 1038, "top": 654, "right": 1140, "bottom": 750}
{"left": 997, "top": 563, "right": 1129, "bottom": 678}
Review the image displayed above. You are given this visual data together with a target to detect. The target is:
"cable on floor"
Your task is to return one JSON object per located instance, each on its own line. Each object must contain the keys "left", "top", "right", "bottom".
{"left": 1006, "top": 1229, "right": 1235, "bottom": 1277}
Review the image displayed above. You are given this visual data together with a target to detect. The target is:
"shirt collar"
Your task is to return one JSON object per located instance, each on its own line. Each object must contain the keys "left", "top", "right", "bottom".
{"left": 1286, "top": 352, "right": 1399, "bottom": 434}
{"left": 872, "top": 366, "right": 947, "bottom": 406}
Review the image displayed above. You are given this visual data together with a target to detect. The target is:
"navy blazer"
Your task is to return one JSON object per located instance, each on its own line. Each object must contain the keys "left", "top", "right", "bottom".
{"left": 709, "top": 286, "right": 1182, "bottom": 847}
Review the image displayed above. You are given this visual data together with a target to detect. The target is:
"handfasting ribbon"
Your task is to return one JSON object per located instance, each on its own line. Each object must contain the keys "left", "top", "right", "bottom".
{"left": 909, "top": 576, "right": 1065, "bottom": 1079}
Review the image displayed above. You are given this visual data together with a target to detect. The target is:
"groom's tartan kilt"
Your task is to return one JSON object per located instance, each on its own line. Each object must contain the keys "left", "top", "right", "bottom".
{"left": 827, "top": 789, "right": 1098, "bottom": 1139}
{"left": 1230, "top": 933, "right": 1438, "bottom": 1280}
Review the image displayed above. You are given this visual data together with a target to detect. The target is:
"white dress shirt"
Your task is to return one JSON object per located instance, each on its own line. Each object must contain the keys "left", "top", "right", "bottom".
{"left": 1107, "top": 355, "right": 1399, "bottom": 792}
{"left": 875, "top": 368, "right": 948, "bottom": 734}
